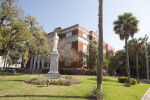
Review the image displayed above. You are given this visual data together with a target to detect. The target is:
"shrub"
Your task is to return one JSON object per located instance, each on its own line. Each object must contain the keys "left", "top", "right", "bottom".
{"left": 130, "top": 78, "right": 137, "bottom": 85}
{"left": 60, "top": 68, "right": 107, "bottom": 76}
{"left": 25, "top": 76, "right": 80, "bottom": 86}
{"left": 103, "top": 69, "right": 107, "bottom": 76}
{"left": 0, "top": 68, "right": 4, "bottom": 72}
{"left": 88, "top": 87, "right": 106, "bottom": 99}
{"left": 60, "top": 68, "right": 86, "bottom": 75}
{"left": 118, "top": 77, "right": 137, "bottom": 85}
{"left": 25, "top": 77, "right": 47, "bottom": 85}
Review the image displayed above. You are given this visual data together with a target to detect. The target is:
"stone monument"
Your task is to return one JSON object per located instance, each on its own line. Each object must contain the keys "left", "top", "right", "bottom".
{"left": 45, "top": 29, "right": 61, "bottom": 79}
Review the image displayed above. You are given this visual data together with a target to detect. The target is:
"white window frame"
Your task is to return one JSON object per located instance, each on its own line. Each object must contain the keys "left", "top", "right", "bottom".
{"left": 83, "top": 33, "right": 87, "bottom": 39}
{"left": 83, "top": 44, "right": 87, "bottom": 53}
{"left": 66, "top": 32, "right": 72, "bottom": 37}
{"left": 64, "top": 57, "right": 71, "bottom": 66}
{"left": 83, "top": 55, "right": 87, "bottom": 66}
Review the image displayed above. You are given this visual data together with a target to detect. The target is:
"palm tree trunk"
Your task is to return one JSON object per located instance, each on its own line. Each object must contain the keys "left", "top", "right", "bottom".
{"left": 97, "top": 0, "right": 103, "bottom": 92}
{"left": 136, "top": 52, "right": 140, "bottom": 84}
{"left": 145, "top": 45, "right": 149, "bottom": 83}
{"left": 125, "top": 38, "right": 131, "bottom": 87}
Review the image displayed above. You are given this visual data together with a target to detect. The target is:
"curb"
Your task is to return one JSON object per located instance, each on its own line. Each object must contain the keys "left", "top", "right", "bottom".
{"left": 141, "top": 88, "right": 150, "bottom": 100}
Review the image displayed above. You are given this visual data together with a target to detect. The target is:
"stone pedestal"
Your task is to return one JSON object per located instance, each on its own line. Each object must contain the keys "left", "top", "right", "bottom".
{"left": 46, "top": 51, "right": 61, "bottom": 79}
{"left": 44, "top": 29, "right": 61, "bottom": 79}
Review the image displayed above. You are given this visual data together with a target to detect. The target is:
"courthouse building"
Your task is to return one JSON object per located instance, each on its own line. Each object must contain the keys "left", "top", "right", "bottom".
{"left": 27, "top": 24, "right": 115, "bottom": 71}
{"left": 47, "top": 24, "right": 115, "bottom": 69}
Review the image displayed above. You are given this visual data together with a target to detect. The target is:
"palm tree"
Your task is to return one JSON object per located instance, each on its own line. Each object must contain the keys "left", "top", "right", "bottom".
{"left": 113, "top": 13, "right": 139, "bottom": 87}
{"left": 128, "top": 38, "right": 146, "bottom": 84}
{"left": 97, "top": 0, "right": 103, "bottom": 92}
{"left": 144, "top": 35, "right": 149, "bottom": 83}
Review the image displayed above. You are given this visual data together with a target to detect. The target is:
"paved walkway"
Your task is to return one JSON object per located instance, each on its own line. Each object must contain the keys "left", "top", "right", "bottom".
{"left": 141, "top": 88, "right": 150, "bottom": 100}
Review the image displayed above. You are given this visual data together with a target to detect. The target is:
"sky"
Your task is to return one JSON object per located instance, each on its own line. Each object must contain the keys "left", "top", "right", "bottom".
{"left": 18, "top": 0, "right": 150, "bottom": 51}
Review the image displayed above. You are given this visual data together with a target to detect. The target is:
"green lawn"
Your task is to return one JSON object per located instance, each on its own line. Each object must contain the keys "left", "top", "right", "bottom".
{"left": 0, "top": 74, "right": 149, "bottom": 100}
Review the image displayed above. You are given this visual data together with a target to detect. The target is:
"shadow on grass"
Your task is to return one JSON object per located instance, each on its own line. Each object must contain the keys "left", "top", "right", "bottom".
{"left": 88, "top": 78, "right": 118, "bottom": 83}
{"left": 103, "top": 78, "right": 118, "bottom": 82}
{"left": 103, "top": 83, "right": 122, "bottom": 86}
{"left": 0, "top": 95, "right": 91, "bottom": 99}
{"left": 140, "top": 79, "right": 150, "bottom": 84}
{"left": 36, "top": 85, "right": 47, "bottom": 88}
{"left": 0, "top": 73, "right": 24, "bottom": 76}
{"left": 0, "top": 80, "right": 25, "bottom": 82}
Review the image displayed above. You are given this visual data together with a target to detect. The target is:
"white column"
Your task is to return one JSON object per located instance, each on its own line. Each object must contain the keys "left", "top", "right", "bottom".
{"left": 37, "top": 54, "right": 40, "bottom": 70}
{"left": 33, "top": 56, "right": 37, "bottom": 70}
{"left": 47, "top": 60, "right": 49, "bottom": 68}
{"left": 42, "top": 55, "right": 44, "bottom": 69}
{"left": 30, "top": 54, "right": 33, "bottom": 70}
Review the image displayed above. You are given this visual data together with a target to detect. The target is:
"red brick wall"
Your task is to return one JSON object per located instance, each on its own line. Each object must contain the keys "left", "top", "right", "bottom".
{"left": 106, "top": 44, "right": 115, "bottom": 55}
{"left": 72, "top": 29, "right": 78, "bottom": 35}
{"left": 78, "top": 29, "right": 83, "bottom": 36}
{"left": 58, "top": 33, "right": 66, "bottom": 39}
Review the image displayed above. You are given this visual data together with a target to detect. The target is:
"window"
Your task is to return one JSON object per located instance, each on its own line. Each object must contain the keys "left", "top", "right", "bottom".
{"left": 64, "top": 57, "right": 71, "bottom": 66}
{"left": 83, "top": 44, "right": 87, "bottom": 53}
{"left": 66, "top": 32, "right": 72, "bottom": 37}
{"left": 83, "top": 33, "right": 87, "bottom": 38}
{"left": 83, "top": 55, "right": 87, "bottom": 66}
{"left": 66, "top": 43, "right": 72, "bottom": 49}
{"left": 95, "top": 39, "right": 98, "bottom": 42}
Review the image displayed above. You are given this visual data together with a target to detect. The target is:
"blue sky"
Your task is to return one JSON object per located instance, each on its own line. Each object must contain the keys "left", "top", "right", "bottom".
{"left": 18, "top": 0, "right": 150, "bottom": 51}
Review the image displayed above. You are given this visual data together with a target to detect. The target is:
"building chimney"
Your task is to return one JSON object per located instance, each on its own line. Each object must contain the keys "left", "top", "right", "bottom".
{"left": 57, "top": 27, "right": 63, "bottom": 30}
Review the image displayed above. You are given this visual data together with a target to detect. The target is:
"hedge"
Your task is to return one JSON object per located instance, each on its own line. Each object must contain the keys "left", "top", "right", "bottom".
{"left": 118, "top": 77, "right": 137, "bottom": 85}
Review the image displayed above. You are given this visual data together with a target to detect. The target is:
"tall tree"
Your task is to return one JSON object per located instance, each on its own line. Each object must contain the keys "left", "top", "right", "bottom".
{"left": 144, "top": 35, "right": 149, "bottom": 83}
{"left": 0, "top": 0, "right": 24, "bottom": 69}
{"left": 97, "top": 0, "right": 103, "bottom": 93}
{"left": 128, "top": 38, "right": 146, "bottom": 84}
{"left": 113, "top": 13, "right": 139, "bottom": 87}
{"left": 24, "top": 15, "right": 49, "bottom": 71}
{"left": 0, "top": 0, "right": 23, "bottom": 27}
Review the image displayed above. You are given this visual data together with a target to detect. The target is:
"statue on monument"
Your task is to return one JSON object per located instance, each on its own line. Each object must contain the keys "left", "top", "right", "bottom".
{"left": 52, "top": 29, "right": 59, "bottom": 53}
{"left": 45, "top": 28, "right": 61, "bottom": 79}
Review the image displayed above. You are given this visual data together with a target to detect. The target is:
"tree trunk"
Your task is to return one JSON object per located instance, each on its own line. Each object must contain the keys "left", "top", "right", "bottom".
{"left": 3, "top": 56, "right": 6, "bottom": 70}
{"left": 136, "top": 52, "right": 140, "bottom": 84}
{"left": 21, "top": 51, "right": 26, "bottom": 68}
{"left": 6, "top": 51, "right": 10, "bottom": 72}
{"left": 145, "top": 45, "right": 149, "bottom": 83}
{"left": 21, "top": 57, "right": 24, "bottom": 68}
{"left": 97, "top": 0, "right": 103, "bottom": 94}
{"left": 125, "top": 38, "right": 131, "bottom": 87}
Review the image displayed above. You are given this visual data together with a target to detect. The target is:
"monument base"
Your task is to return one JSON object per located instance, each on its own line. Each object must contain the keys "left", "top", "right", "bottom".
{"left": 44, "top": 73, "right": 61, "bottom": 79}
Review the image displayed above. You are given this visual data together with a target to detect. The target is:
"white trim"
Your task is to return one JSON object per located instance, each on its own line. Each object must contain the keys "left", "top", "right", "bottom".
{"left": 78, "top": 27, "right": 90, "bottom": 35}
{"left": 60, "top": 25, "right": 78, "bottom": 34}
{"left": 61, "top": 35, "right": 78, "bottom": 43}
{"left": 78, "top": 35, "right": 90, "bottom": 45}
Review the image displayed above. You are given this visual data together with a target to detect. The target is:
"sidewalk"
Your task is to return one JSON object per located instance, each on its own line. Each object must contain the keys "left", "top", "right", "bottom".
{"left": 141, "top": 88, "right": 150, "bottom": 100}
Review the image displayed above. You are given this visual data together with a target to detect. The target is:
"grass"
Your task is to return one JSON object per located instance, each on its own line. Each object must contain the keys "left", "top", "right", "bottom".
{"left": 0, "top": 74, "right": 149, "bottom": 100}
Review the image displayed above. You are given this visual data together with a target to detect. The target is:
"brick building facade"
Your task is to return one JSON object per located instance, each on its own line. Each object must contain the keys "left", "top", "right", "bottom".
{"left": 27, "top": 24, "right": 115, "bottom": 72}
{"left": 47, "top": 24, "right": 115, "bottom": 69}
